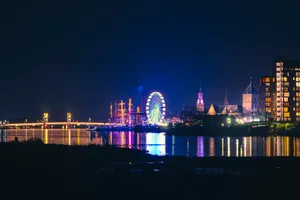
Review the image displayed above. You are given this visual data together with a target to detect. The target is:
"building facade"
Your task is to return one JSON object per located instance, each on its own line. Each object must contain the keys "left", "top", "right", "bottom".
{"left": 196, "top": 87, "right": 204, "bottom": 112}
{"left": 275, "top": 61, "right": 300, "bottom": 121}
{"left": 260, "top": 76, "right": 276, "bottom": 121}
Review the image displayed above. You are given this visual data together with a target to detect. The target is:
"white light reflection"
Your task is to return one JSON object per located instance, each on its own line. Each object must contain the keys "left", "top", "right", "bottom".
{"left": 146, "top": 133, "right": 166, "bottom": 156}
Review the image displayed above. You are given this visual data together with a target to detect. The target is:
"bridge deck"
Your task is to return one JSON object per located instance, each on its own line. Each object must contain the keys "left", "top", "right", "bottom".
{"left": 1, "top": 122, "right": 117, "bottom": 127}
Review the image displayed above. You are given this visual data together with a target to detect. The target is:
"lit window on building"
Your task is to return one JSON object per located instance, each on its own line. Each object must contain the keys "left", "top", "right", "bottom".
{"left": 284, "top": 107, "right": 288, "bottom": 112}
{"left": 284, "top": 92, "right": 290, "bottom": 97}
{"left": 265, "top": 77, "right": 270, "bottom": 82}
{"left": 284, "top": 113, "right": 290, "bottom": 117}
{"left": 277, "top": 103, "right": 281, "bottom": 107}
{"left": 284, "top": 97, "right": 288, "bottom": 102}
{"left": 296, "top": 112, "right": 300, "bottom": 117}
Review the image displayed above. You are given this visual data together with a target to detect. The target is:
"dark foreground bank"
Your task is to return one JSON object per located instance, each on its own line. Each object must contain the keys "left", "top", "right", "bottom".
{"left": 1, "top": 141, "right": 300, "bottom": 199}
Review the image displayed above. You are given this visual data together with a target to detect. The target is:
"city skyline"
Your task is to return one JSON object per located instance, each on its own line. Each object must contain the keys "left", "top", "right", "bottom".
{"left": 1, "top": 1, "right": 300, "bottom": 120}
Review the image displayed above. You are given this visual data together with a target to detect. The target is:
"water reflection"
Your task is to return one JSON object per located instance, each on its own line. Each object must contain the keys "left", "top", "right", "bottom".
{"left": 146, "top": 133, "right": 166, "bottom": 156}
{"left": 2, "top": 129, "right": 300, "bottom": 157}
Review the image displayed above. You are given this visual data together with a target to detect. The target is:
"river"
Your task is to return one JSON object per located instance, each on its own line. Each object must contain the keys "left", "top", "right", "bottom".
{"left": 0, "top": 128, "right": 298, "bottom": 157}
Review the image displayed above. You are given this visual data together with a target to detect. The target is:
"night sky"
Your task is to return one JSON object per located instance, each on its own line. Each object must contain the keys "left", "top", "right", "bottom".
{"left": 1, "top": 1, "right": 300, "bottom": 121}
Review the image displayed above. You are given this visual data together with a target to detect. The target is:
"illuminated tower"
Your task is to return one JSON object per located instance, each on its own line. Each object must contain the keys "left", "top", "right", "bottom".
{"left": 109, "top": 103, "right": 113, "bottom": 119}
{"left": 67, "top": 113, "right": 72, "bottom": 124}
{"left": 118, "top": 100, "right": 126, "bottom": 125}
{"left": 43, "top": 113, "right": 48, "bottom": 128}
{"left": 242, "top": 77, "right": 259, "bottom": 117}
{"left": 43, "top": 113, "right": 49, "bottom": 123}
{"left": 128, "top": 99, "right": 133, "bottom": 125}
{"left": 196, "top": 86, "right": 204, "bottom": 112}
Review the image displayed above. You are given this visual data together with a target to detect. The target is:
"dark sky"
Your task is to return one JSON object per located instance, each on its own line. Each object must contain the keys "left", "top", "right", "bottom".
{"left": 1, "top": 0, "right": 300, "bottom": 121}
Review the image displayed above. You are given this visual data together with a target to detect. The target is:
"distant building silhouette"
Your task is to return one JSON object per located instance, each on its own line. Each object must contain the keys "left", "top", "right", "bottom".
{"left": 207, "top": 90, "right": 242, "bottom": 116}
{"left": 224, "top": 88, "right": 229, "bottom": 106}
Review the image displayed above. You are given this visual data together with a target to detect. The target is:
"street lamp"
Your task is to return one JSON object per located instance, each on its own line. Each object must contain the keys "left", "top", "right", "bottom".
{"left": 227, "top": 117, "right": 231, "bottom": 127}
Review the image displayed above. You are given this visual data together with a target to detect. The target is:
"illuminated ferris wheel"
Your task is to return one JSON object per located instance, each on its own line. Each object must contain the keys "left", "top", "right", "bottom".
{"left": 146, "top": 92, "right": 166, "bottom": 124}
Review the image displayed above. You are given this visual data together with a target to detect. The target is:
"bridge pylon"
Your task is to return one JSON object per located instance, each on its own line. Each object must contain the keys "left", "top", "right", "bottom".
{"left": 67, "top": 113, "right": 72, "bottom": 129}
{"left": 43, "top": 113, "right": 49, "bottom": 128}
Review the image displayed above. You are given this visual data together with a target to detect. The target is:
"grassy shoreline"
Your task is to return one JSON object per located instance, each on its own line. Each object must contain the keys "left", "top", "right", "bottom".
{"left": 2, "top": 141, "right": 300, "bottom": 199}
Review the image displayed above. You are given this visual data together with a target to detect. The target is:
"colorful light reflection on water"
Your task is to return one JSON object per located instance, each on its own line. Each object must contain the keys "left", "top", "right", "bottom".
{"left": 1, "top": 129, "right": 300, "bottom": 157}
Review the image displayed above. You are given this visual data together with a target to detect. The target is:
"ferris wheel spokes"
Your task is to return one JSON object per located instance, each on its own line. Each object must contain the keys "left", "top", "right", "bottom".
{"left": 146, "top": 92, "right": 166, "bottom": 124}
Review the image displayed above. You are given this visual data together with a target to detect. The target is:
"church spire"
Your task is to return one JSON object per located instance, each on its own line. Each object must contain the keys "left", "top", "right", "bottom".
{"left": 196, "top": 85, "right": 204, "bottom": 112}
{"left": 224, "top": 89, "right": 229, "bottom": 106}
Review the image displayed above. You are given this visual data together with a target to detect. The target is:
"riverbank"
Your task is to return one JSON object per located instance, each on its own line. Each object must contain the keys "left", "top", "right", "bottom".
{"left": 2, "top": 141, "right": 300, "bottom": 199}
{"left": 3, "top": 140, "right": 300, "bottom": 175}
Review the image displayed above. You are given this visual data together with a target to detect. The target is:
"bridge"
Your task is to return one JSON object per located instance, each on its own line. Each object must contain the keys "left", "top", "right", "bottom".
{"left": 0, "top": 122, "right": 116, "bottom": 128}
{"left": 0, "top": 112, "right": 117, "bottom": 128}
